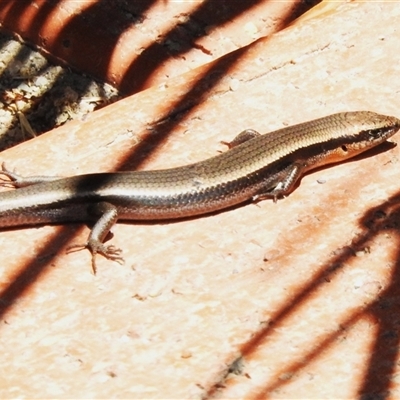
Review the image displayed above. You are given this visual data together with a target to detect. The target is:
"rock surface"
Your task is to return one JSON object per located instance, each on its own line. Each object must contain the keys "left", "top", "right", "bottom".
{"left": 0, "top": 1, "right": 400, "bottom": 398}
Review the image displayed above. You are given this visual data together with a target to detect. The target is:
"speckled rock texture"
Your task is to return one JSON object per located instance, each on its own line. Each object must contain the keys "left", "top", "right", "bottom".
{"left": 1, "top": 1, "right": 400, "bottom": 398}
{"left": 0, "top": 31, "right": 121, "bottom": 149}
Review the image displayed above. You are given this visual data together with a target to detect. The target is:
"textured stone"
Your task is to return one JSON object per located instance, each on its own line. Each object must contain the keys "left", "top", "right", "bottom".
{"left": 1, "top": 1, "right": 400, "bottom": 398}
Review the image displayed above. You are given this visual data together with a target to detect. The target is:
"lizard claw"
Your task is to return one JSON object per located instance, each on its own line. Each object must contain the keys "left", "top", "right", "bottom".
{"left": 0, "top": 162, "right": 19, "bottom": 188}
{"left": 67, "top": 241, "right": 125, "bottom": 274}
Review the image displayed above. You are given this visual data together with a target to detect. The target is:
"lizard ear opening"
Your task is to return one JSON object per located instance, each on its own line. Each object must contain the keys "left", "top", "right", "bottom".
{"left": 341, "top": 145, "right": 348, "bottom": 152}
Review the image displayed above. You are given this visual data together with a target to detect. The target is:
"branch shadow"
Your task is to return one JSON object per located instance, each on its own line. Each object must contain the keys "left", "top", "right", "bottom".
{"left": 356, "top": 196, "right": 400, "bottom": 399}
{"left": 203, "top": 191, "right": 400, "bottom": 399}
{"left": 0, "top": 0, "right": 321, "bottom": 94}
{"left": 0, "top": 0, "right": 321, "bottom": 149}
{"left": 119, "top": 0, "right": 319, "bottom": 94}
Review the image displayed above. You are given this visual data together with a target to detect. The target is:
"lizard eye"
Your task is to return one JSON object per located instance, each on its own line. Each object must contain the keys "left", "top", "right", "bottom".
{"left": 364, "top": 128, "right": 384, "bottom": 140}
{"left": 341, "top": 145, "right": 348, "bottom": 152}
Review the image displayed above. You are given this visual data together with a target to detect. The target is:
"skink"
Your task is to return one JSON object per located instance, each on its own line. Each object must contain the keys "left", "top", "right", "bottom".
{"left": 0, "top": 111, "right": 399, "bottom": 272}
